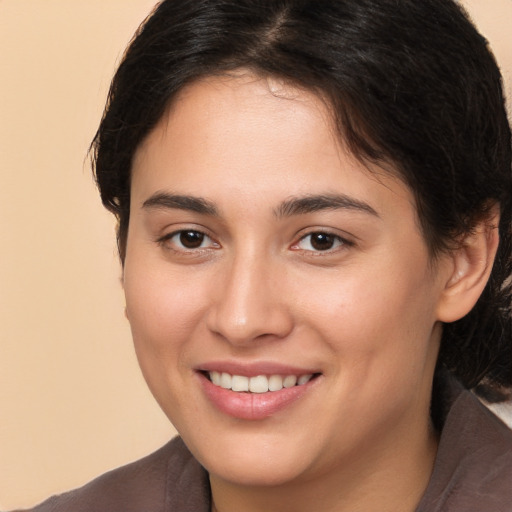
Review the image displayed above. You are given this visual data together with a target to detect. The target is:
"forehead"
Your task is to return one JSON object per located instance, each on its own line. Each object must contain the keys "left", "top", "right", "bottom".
{"left": 138, "top": 72, "right": 339, "bottom": 165}
{"left": 131, "top": 73, "right": 415, "bottom": 219}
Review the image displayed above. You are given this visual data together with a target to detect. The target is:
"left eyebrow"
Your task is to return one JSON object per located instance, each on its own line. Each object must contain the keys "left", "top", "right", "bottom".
{"left": 275, "top": 194, "right": 380, "bottom": 218}
{"left": 142, "top": 192, "right": 219, "bottom": 216}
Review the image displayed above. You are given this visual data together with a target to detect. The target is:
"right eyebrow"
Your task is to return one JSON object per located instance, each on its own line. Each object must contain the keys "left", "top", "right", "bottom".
{"left": 275, "top": 193, "right": 379, "bottom": 218}
{"left": 142, "top": 192, "right": 219, "bottom": 216}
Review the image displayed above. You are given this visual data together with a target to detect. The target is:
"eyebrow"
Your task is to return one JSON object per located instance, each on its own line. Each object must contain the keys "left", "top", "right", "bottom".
{"left": 142, "top": 192, "right": 218, "bottom": 216}
{"left": 275, "top": 194, "right": 379, "bottom": 218}
{"left": 141, "top": 192, "right": 379, "bottom": 219}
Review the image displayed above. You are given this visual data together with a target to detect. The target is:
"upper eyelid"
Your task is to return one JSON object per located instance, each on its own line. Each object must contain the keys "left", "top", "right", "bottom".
{"left": 156, "top": 227, "right": 355, "bottom": 252}
{"left": 157, "top": 228, "right": 220, "bottom": 252}
{"left": 287, "top": 232, "right": 355, "bottom": 259}
{"left": 300, "top": 232, "right": 346, "bottom": 241}
{"left": 295, "top": 227, "right": 356, "bottom": 243}
{"left": 296, "top": 232, "right": 350, "bottom": 247}
{"left": 157, "top": 224, "right": 213, "bottom": 240}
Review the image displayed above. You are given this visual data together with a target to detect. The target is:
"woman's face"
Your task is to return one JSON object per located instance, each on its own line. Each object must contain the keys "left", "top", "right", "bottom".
{"left": 124, "top": 73, "right": 450, "bottom": 487}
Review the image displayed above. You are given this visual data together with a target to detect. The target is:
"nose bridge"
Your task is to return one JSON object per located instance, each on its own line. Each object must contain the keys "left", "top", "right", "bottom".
{"left": 207, "top": 246, "right": 292, "bottom": 344}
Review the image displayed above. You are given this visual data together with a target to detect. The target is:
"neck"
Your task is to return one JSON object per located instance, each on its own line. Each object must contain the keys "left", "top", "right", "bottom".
{"left": 210, "top": 420, "right": 438, "bottom": 512}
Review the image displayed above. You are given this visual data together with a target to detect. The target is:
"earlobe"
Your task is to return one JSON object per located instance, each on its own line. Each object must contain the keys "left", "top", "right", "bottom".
{"left": 436, "top": 207, "right": 500, "bottom": 323}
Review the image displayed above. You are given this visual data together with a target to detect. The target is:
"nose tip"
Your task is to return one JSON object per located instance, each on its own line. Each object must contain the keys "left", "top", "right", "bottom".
{"left": 206, "top": 262, "right": 293, "bottom": 345}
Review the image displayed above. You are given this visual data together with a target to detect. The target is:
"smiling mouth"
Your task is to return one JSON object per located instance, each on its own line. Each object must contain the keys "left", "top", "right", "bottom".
{"left": 204, "top": 371, "right": 321, "bottom": 393}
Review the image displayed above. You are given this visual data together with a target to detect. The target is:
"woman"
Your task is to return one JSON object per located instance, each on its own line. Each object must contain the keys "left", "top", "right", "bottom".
{"left": 20, "top": 0, "right": 512, "bottom": 510}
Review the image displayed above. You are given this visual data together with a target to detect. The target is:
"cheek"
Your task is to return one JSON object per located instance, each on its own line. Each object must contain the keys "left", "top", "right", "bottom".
{"left": 122, "top": 264, "right": 208, "bottom": 418}
{"left": 305, "top": 268, "right": 439, "bottom": 434}
{"left": 299, "top": 254, "right": 439, "bottom": 376}
{"left": 123, "top": 260, "right": 208, "bottom": 372}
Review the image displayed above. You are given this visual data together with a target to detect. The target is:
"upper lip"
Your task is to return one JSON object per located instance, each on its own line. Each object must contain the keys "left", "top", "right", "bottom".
{"left": 196, "top": 360, "right": 321, "bottom": 377}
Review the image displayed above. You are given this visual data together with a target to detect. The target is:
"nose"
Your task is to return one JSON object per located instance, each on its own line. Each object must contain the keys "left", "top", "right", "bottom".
{"left": 206, "top": 254, "right": 294, "bottom": 345}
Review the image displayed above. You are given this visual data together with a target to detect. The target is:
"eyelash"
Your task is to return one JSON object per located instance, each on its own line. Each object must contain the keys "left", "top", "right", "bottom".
{"left": 292, "top": 231, "right": 353, "bottom": 254}
{"left": 157, "top": 229, "right": 354, "bottom": 256}
{"left": 157, "top": 229, "right": 219, "bottom": 253}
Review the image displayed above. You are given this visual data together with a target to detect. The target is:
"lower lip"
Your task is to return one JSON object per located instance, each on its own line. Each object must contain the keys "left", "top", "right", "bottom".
{"left": 199, "top": 373, "right": 318, "bottom": 420}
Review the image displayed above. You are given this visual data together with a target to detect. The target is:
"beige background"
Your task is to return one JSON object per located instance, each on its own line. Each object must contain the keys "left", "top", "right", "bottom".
{"left": 0, "top": 1, "right": 511, "bottom": 509}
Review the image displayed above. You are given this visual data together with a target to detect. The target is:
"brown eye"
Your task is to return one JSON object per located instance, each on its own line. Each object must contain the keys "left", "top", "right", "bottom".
{"left": 158, "top": 229, "right": 219, "bottom": 254}
{"left": 309, "top": 233, "right": 336, "bottom": 251}
{"left": 179, "top": 230, "right": 205, "bottom": 248}
{"left": 295, "top": 232, "right": 345, "bottom": 252}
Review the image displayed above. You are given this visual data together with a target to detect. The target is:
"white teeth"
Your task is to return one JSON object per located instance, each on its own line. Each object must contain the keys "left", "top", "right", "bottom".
{"left": 232, "top": 375, "right": 249, "bottom": 392}
{"left": 268, "top": 375, "right": 283, "bottom": 392}
{"left": 208, "top": 372, "right": 315, "bottom": 393}
{"left": 210, "top": 371, "right": 221, "bottom": 386}
{"left": 220, "top": 372, "right": 232, "bottom": 389}
{"left": 283, "top": 375, "right": 297, "bottom": 388}
{"left": 298, "top": 374, "right": 313, "bottom": 385}
{"left": 249, "top": 375, "right": 269, "bottom": 393}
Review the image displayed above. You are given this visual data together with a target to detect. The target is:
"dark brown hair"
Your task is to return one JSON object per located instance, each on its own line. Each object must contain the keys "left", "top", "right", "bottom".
{"left": 91, "top": 0, "right": 512, "bottom": 400}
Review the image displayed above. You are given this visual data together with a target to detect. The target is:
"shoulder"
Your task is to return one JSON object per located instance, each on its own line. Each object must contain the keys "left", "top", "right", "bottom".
{"left": 418, "top": 383, "right": 512, "bottom": 512}
{"left": 15, "top": 437, "right": 210, "bottom": 512}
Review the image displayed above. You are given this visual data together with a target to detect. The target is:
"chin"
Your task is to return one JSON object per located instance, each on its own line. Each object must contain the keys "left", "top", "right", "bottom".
{"left": 210, "top": 458, "right": 309, "bottom": 488}
{"left": 184, "top": 430, "right": 314, "bottom": 487}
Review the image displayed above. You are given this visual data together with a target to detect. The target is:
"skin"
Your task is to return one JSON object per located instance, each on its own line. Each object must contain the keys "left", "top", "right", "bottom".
{"left": 123, "top": 73, "right": 476, "bottom": 512}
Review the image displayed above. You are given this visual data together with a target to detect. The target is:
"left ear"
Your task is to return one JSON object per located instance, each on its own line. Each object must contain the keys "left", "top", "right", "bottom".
{"left": 436, "top": 205, "right": 500, "bottom": 323}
